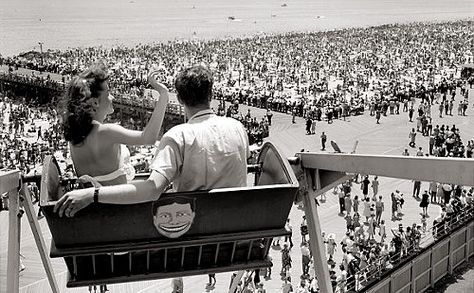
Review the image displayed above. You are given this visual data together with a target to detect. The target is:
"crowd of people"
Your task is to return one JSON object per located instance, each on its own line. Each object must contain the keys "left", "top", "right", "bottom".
{"left": 285, "top": 173, "right": 474, "bottom": 293}
{"left": 2, "top": 21, "right": 473, "bottom": 125}
{"left": 0, "top": 98, "right": 63, "bottom": 172}
{"left": 0, "top": 96, "right": 65, "bottom": 211}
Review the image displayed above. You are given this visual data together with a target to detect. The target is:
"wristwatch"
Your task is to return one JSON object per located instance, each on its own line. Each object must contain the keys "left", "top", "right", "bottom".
{"left": 93, "top": 187, "right": 100, "bottom": 203}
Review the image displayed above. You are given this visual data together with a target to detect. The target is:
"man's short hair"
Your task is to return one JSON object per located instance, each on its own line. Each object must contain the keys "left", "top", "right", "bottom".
{"left": 174, "top": 65, "right": 213, "bottom": 107}
{"left": 152, "top": 196, "right": 196, "bottom": 214}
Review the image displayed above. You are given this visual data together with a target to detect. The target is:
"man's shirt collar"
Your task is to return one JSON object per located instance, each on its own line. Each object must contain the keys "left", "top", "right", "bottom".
{"left": 188, "top": 109, "right": 214, "bottom": 122}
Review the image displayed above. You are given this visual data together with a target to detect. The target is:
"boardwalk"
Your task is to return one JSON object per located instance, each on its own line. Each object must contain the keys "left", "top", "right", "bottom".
{"left": 1, "top": 88, "right": 473, "bottom": 292}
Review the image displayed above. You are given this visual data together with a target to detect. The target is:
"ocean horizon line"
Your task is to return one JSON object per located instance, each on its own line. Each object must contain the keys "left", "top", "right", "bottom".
{"left": 2, "top": 17, "right": 473, "bottom": 57}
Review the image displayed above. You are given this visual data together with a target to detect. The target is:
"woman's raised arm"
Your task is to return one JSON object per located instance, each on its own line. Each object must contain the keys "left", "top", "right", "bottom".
{"left": 101, "top": 71, "right": 170, "bottom": 146}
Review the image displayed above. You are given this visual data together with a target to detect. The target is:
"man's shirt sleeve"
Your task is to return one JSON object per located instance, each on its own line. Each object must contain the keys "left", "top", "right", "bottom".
{"left": 150, "top": 133, "right": 183, "bottom": 184}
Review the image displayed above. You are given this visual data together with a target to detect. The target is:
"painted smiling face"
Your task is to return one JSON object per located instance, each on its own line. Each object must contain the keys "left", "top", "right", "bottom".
{"left": 153, "top": 198, "right": 196, "bottom": 239}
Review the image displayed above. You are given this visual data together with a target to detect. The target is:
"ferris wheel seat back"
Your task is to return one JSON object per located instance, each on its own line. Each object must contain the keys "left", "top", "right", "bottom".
{"left": 38, "top": 142, "right": 298, "bottom": 286}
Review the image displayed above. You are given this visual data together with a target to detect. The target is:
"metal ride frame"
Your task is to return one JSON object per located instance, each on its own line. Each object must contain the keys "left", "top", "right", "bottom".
{"left": 1, "top": 153, "right": 474, "bottom": 293}
{"left": 290, "top": 152, "right": 474, "bottom": 293}
{"left": 0, "top": 170, "right": 60, "bottom": 293}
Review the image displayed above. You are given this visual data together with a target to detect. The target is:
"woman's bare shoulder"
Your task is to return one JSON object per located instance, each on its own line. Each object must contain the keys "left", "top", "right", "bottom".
{"left": 95, "top": 122, "right": 126, "bottom": 136}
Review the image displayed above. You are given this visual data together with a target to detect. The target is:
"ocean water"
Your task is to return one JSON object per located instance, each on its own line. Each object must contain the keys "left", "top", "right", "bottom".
{"left": 0, "top": 0, "right": 473, "bottom": 56}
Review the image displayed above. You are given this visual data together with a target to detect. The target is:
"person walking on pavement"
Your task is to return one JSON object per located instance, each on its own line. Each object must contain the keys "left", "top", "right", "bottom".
{"left": 371, "top": 176, "right": 379, "bottom": 197}
{"left": 409, "top": 128, "right": 416, "bottom": 147}
{"left": 300, "top": 216, "right": 309, "bottom": 242}
{"left": 429, "top": 181, "right": 437, "bottom": 203}
{"left": 429, "top": 135, "right": 435, "bottom": 155}
{"left": 171, "top": 277, "right": 184, "bottom": 293}
{"left": 266, "top": 109, "right": 273, "bottom": 126}
{"left": 300, "top": 242, "right": 311, "bottom": 277}
{"left": 320, "top": 132, "right": 327, "bottom": 151}
{"left": 420, "top": 190, "right": 430, "bottom": 216}
{"left": 305, "top": 116, "right": 312, "bottom": 135}
{"left": 338, "top": 187, "right": 346, "bottom": 214}
{"left": 311, "top": 118, "right": 316, "bottom": 135}
{"left": 391, "top": 192, "right": 399, "bottom": 220}
{"left": 353, "top": 195, "right": 359, "bottom": 214}
{"left": 207, "top": 274, "right": 217, "bottom": 287}
{"left": 375, "top": 196, "right": 384, "bottom": 225}
{"left": 284, "top": 219, "right": 294, "bottom": 248}
{"left": 37, "top": 127, "right": 42, "bottom": 141}
{"left": 344, "top": 194, "right": 352, "bottom": 216}
{"left": 413, "top": 180, "right": 421, "bottom": 198}
{"left": 361, "top": 175, "right": 370, "bottom": 198}
{"left": 281, "top": 243, "right": 292, "bottom": 276}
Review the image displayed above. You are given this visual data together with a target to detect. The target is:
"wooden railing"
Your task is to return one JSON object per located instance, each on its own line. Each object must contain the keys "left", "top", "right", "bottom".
{"left": 356, "top": 206, "right": 474, "bottom": 293}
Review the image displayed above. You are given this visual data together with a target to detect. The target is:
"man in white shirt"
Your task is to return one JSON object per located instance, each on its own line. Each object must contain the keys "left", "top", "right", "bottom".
{"left": 55, "top": 65, "right": 249, "bottom": 217}
{"left": 301, "top": 242, "right": 311, "bottom": 276}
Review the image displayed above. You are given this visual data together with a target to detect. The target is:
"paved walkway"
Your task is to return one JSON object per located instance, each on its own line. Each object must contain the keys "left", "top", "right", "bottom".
{"left": 1, "top": 86, "right": 473, "bottom": 292}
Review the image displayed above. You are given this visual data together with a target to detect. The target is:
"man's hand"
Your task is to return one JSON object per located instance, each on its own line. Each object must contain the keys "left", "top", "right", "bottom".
{"left": 53, "top": 187, "right": 94, "bottom": 217}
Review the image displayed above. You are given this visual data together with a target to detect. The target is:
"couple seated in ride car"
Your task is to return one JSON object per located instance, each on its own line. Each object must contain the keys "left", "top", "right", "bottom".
{"left": 55, "top": 63, "right": 250, "bottom": 238}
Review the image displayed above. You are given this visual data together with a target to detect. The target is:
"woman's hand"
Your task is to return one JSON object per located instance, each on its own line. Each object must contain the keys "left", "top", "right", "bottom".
{"left": 147, "top": 70, "right": 169, "bottom": 94}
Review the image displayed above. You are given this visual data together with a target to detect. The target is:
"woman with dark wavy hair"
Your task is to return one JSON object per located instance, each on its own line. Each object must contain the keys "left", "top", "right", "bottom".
{"left": 62, "top": 61, "right": 168, "bottom": 186}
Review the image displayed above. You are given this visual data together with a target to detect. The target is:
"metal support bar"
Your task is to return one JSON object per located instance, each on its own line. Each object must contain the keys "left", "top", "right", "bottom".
{"left": 146, "top": 251, "right": 150, "bottom": 272}
{"left": 0, "top": 170, "right": 18, "bottom": 195}
{"left": 263, "top": 238, "right": 272, "bottom": 259}
{"left": 448, "top": 236, "right": 454, "bottom": 274}
{"left": 73, "top": 256, "right": 78, "bottom": 278}
{"left": 214, "top": 243, "right": 220, "bottom": 264}
{"left": 198, "top": 246, "right": 203, "bottom": 266}
{"left": 466, "top": 223, "right": 472, "bottom": 262}
{"left": 20, "top": 185, "right": 60, "bottom": 292}
{"left": 230, "top": 242, "right": 236, "bottom": 263}
{"left": 181, "top": 247, "right": 186, "bottom": 268}
{"left": 111, "top": 253, "right": 114, "bottom": 273}
{"left": 164, "top": 249, "right": 168, "bottom": 270}
{"left": 92, "top": 255, "right": 96, "bottom": 275}
{"left": 430, "top": 252, "right": 435, "bottom": 288}
{"left": 303, "top": 167, "right": 333, "bottom": 293}
{"left": 246, "top": 240, "right": 254, "bottom": 261}
{"left": 299, "top": 153, "right": 474, "bottom": 186}
{"left": 303, "top": 190, "right": 333, "bottom": 293}
{"left": 6, "top": 188, "right": 20, "bottom": 293}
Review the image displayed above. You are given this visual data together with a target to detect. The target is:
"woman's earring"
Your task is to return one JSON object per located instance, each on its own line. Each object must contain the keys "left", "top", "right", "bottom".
{"left": 89, "top": 100, "right": 99, "bottom": 114}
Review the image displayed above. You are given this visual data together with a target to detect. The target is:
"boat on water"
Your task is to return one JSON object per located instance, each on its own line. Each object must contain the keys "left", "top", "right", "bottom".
{"left": 227, "top": 16, "right": 243, "bottom": 22}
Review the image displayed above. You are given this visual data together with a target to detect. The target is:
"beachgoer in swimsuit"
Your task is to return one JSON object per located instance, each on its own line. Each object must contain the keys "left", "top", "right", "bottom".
{"left": 62, "top": 61, "right": 169, "bottom": 186}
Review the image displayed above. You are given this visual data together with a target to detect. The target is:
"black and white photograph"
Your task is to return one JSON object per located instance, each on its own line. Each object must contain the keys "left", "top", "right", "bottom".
{"left": 0, "top": 0, "right": 473, "bottom": 292}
